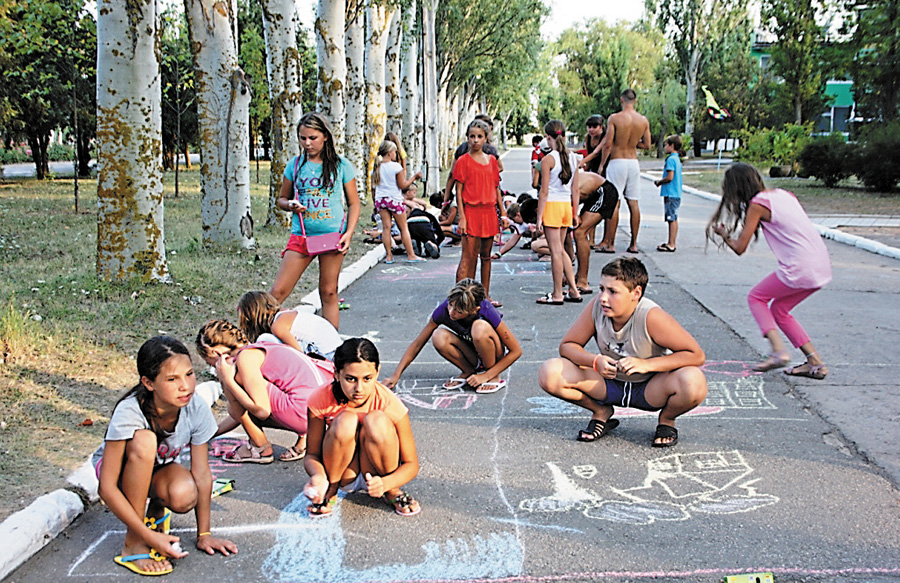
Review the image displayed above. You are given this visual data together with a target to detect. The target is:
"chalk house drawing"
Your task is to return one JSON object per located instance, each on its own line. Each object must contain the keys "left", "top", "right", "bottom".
{"left": 527, "top": 375, "right": 774, "bottom": 418}
{"left": 519, "top": 450, "right": 778, "bottom": 525}
{"left": 393, "top": 378, "right": 478, "bottom": 410}
{"left": 262, "top": 492, "right": 523, "bottom": 582}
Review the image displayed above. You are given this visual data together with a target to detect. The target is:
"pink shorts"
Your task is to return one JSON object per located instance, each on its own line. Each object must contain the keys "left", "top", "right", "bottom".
{"left": 375, "top": 198, "right": 407, "bottom": 215}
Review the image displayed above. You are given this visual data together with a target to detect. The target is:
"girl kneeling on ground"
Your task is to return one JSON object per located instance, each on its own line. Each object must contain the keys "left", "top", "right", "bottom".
{"left": 196, "top": 320, "right": 334, "bottom": 463}
{"left": 95, "top": 336, "right": 236, "bottom": 576}
{"left": 303, "top": 338, "right": 421, "bottom": 517}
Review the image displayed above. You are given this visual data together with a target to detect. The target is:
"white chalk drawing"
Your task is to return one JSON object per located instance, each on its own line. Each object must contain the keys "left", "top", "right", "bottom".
{"left": 519, "top": 450, "right": 778, "bottom": 525}
{"left": 527, "top": 376, "right": 774, "bottom": 418}
{"left": 393, "top": 377, "right": 478, "bottom": 410}
{"left": 261, "top": 492, "right": 523, "bottom": 582}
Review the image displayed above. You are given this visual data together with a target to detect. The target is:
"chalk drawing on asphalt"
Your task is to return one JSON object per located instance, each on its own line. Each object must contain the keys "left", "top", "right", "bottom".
{"left": 527, "top": 375, "right": 773, "bottom": 418}
{"left": 392, "top": 378, "right": 478, "bottom": 410}
{"left": 261, "top": 493, "right": 523, "bottom": 582}
{"left": 519, "top": 450, "right": 778, "bottom": 525}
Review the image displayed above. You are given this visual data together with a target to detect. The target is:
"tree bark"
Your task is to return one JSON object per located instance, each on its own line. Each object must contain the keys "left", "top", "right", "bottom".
{"left": 385, "top": 10, "right": 403, "bottom": 134}
{"left": 316, "top": 0, "right": 347, "bottom": 147}
{"left": 96, "top": 0, "right": 170, "bottom": 282}
{"left": 262, "top": 0, "right": 303, "bottom": 227}
{"left": 344, "top": 7, "right": 366, "bottom": 196}
{"left": 184, "top": 0, "right": 255, "bottom": 249}
{"left": 400, "top": 0, "right": 420, "bottom": 174}
{"left": 421, "top": 0, "right": 439, "bottom": 195}
{"left": 364, "top": 3, "right": 394, "bottom": 195}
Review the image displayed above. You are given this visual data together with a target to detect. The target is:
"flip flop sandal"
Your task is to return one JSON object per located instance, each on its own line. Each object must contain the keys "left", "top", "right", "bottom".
{"left": 577, "top": 418, "right": 619, "bottom": 442}
{"left": 577, "top": 287, "right": 594, "bottom": 294}
{"left": 442, "top": 377, "right": 468, "bottom": 390}
{"left": 652, "top": 424, "right": 679, "bottom": 448}
{"left": 594, "top": 246, "right": 615, "bottom": 254}
{"left": 753, "top": 352, "right": 790, "bottom": 372}
{"left": 144, "top": 509, "right": 171, "bottom": 534}
{"left": 476, "top": 378, "right": 507, "bottom": 394}
{"left": 280, "top": 444, "right": 306, "bottom": 462}
{"left": 784, "top": 363, "right": 828, "bottom": 380}
{"left": 656, "top": 244, "right": 676, "bottom": 252}
{"left": 536, "top": 293, "right": 564, "bottom": 305}
{"left": 564, "top": 295, "right": 583, "bottom": 303}
{"left": 223, "top": 441, "right": 274, "bottom": 464}
{"left": 489, "top": 299, "right": 503, "bottom": 308}
{"left": 307, "top": 496, "right": 337, "bottom": 518}
{"left": 114, "top": 550, "right": 172, "bottom": 576}
{"left": 383, "top": 491, "right": 421, "bottom": 516}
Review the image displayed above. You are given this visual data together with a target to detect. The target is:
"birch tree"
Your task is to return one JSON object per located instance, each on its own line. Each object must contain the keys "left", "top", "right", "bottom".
{"left": 185, "top": 0, "right": 255, "bottom": 249}
{"left": 400, "top": 0, "right": 420, "bottom": 172}
{"left": 96, "top": 0, "right": 170, "bottom": 282}
{"left": 421, "top": 0, "right": 440, "bottom": 194}
{"left": 261, "top": 0, "right": 304, "bottom": 226}
{"left": 316, "top": 0, "right": 347, "bottom": 146}
{"left": 385, "top": 10, "right": 403, "bottom": 133}
{"left": 364, "top": 3, "right": 395, "bottom": 194}
{"left": 344, "top": 5, "right": 367, "bottom": 193}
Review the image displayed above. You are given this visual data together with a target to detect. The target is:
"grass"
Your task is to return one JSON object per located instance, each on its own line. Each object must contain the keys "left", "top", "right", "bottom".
{"left": 679, "top": 160, "right": 900, "bottom": 216}
{"left": 0, "top": 162, "right": 374, "bottom": 520}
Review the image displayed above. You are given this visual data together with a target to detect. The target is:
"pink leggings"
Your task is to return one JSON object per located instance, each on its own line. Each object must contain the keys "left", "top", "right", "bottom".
{"left": 748, "top": 272, "right": 818, "bottom": 348}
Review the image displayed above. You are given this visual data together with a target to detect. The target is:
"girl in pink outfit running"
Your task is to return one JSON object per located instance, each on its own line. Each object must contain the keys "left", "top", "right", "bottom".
{"left": 707, "top": 163, "right": 831, "bottom": 379}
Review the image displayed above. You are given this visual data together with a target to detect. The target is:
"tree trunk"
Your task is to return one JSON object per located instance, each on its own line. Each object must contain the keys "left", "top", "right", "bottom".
{"left": 385, "top": 11, "right": 402, "bottom": 134}
{"left": 262, "top": 0, "right": 303, "bottom": 228}
{"left": 316, "top": 0, "right": 347, "bottom": 147}
{"left": 364, "top": 3, "right": 395, "bottom": 196}
{"left": 26, "top": 134, "right": 49, "bottom": 180}
{"left": 400, "top": 0, "right": 419, "bottom": 174}
{"left": 96, "top": 0, "right": 170, "bottom": 282}
{"left": 183, "top": 144, "right": 192, "bottom": 169}
{"left": 344, "top": 9, "right": 366, "bottom": 197}
{"left": 684, "top": 50, "right": 699, "bottom": 141}
{"left": 421, "top": 0, "right": 439, "bottom": 195}
{"left": 185, "top": 0, "right": 255, "bottom": 249}
{"left": 77, "top": 132, "right": 91, "bottom": 176}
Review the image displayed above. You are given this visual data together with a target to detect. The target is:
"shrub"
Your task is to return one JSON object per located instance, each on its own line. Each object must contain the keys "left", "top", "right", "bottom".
{"left": 853, "top": 122, "right": 900, "bottom": 192}
{"left": 0, "top": 147, "right": 30, "bottom": 165}
{"left": 798, "top": 134, "right": 853, "bottom": 187}
{"left": 47, "top": 143, "right": 75, "bottom": 161}
{"left": 734, "top": 123, "right": 813, "bottom": 168}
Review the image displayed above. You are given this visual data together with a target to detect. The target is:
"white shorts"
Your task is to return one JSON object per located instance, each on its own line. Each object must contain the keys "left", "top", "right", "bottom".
{"left": 605, "top": 159, "right": 641, "bottom": 201}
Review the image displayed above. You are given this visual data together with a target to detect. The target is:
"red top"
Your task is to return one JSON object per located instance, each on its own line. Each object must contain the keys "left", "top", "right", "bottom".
{"left": 453, "top": 153, "right": 500, "bottom": 207}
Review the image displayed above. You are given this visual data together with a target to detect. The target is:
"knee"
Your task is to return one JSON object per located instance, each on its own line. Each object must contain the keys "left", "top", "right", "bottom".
{"left": 328, "top": 411, "right": 359, "bottom": 443}
{"left": 360, "top": 411, "right": 393, "bottom": 444}
{"left": 676, "top": 367, "right": 708, "bottom": 404}
{"left": 431, "top": 328, "right": 451, "bottom": 351}
{"left": 166, "top": 477, "right": 199, "bottom": 513}
{"left": 125, "top": 430, "right": 158, "bottom": 466}
{"left": 470, "top": 319, "right": 493, "bottom": 341}
{"left": 538, "top": 358, "right": 566, "bottom": 395}
{"left": 319, "top": 286, "right": 338, "bottom": 301}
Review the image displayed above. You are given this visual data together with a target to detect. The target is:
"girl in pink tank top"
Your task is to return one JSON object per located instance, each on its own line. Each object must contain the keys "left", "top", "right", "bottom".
{"left": 707, "top": 163, "right": 830, "bottom": 380}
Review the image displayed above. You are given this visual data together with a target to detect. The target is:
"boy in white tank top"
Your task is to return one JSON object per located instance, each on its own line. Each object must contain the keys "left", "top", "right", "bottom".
{"left": 538, "top": 257, "right": 708, "bottom": 447}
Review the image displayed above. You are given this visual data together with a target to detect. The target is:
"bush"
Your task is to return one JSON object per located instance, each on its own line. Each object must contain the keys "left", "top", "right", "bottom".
{"left": 798, "top": 134, "right": 853, "bottom": 187}
{"left": 734, "top": 123, "right": 813, "bottom": 168}
{"left": 47, "top": 143, "right": 75, "bottom": 161}
{"left": 0, "top": 147, "right": 30, "bottom": 165}
{"left": 853, "top": 122, "right": 900, "bottom": 192}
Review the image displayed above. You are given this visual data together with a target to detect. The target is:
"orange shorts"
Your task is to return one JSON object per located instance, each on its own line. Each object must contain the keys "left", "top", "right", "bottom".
{"left": 542, "top": 201, "right": 573, "bottom": 228}
{"left": 463, "top": 205, "right": 500, "bottom": 238}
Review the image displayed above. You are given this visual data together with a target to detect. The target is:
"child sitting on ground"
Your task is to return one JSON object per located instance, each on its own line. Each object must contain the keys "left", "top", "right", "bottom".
{"left": 492, "top": 203, "right": 537, "bottom": 259}
{"left": 95, "top": 336, "right": 237, "bottom": 576}
{"left": 538, "top": 257, "right": 707, "bottom": 447}
{"left": 430, "top": 192, "right": 461, "bottom": 246}
{"left": 384, "top": 278, "right": 522, "bottom": 394}
{"left": 303, "top": 338, "right": 421, "bottom": 517}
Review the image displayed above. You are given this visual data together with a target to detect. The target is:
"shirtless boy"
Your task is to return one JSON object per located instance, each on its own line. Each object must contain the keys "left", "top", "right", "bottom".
{"left": 598, "top": 89, "right": 652, "bottom": 254}
{"left": 538, "top": 257, "right": 707, "bottom": 447}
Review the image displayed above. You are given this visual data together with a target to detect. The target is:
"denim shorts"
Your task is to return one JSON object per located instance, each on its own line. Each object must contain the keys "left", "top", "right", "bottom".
{"left": 663, "top": 197, "right": 681, "bottom": 222}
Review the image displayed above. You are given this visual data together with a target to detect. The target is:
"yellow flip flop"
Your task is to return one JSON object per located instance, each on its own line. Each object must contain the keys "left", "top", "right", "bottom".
{"left": 114, "top": 550, "right": 173, "bottom": 576}
{"left": 144, "top": 509, "right": 171, "bottom": 534}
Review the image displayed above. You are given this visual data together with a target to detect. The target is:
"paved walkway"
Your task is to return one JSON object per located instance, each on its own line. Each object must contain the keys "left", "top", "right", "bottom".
{"left": 3, "top": 148, "right": 899, "bottom": 583}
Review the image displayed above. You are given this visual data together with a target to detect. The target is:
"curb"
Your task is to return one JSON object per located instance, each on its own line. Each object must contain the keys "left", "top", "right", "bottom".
{"left": 640, "top": 173, "right": 900, "bottom": 260}
{"left": 0, "top": 246, "right": 387, "bottom": 581}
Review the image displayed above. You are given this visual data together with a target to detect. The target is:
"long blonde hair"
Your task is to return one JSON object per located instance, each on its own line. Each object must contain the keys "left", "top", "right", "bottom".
{"left": 236, "top": 291, "right": 281, "bottom": 342}
{"left": 371, "top": 140, "right": 398, "bottom": 194}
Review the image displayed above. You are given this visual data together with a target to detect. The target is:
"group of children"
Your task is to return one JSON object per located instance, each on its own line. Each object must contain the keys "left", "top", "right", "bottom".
{"left": 94, "top": 110, "right": 832, "bottom": 576}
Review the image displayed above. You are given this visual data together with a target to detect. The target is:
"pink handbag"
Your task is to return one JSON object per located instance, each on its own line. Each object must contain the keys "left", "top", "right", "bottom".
{"left": 298, "top": 212, "right": 343, "bottom": 256}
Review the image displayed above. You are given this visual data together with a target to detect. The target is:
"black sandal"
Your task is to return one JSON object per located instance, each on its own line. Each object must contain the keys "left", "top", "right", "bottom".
{"left": 383, "top": 491, "right": 421, "bottom": 516}
{"left": 652, "top": 424, "right": 678, "bottom": 448}
{"left": 576, "top": 418, "right": 619, "bottom": 442}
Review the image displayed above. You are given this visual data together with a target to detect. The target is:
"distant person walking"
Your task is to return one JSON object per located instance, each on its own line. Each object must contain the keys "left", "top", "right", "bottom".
{"left": 598, "top": 89, "right": 651, "bottom": 254}
{"left": 707, "top": 163, "right": 831, "bottom": 379}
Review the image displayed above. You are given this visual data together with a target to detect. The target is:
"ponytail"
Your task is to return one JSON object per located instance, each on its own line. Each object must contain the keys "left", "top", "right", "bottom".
{"left": 544, "top": 119, "right": 571, "bottom": 184}
{"left": 372, "top": 141, "right": 397, "bottom": 196}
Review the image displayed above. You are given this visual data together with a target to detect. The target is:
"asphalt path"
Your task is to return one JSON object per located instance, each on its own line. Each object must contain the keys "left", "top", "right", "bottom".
{"left": 6, "top": 148, "right": 900, "bottom": 583}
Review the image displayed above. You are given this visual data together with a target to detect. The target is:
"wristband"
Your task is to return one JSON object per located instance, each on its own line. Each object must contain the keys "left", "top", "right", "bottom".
{"left": 198, "top": 532, "right": 212, "bottom": 538}
{"left": 592, "top": 354, "right": 601, "bottom": 373}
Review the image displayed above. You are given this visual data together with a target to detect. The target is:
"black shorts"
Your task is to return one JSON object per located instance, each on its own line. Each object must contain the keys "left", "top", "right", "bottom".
{"left": 581, "top": 181, "right": 618, "bottom": 219}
